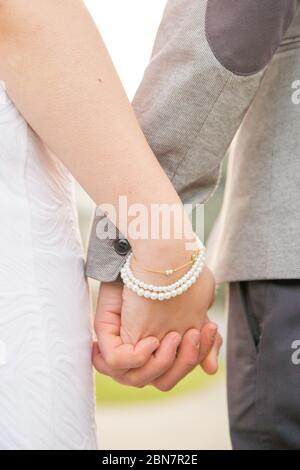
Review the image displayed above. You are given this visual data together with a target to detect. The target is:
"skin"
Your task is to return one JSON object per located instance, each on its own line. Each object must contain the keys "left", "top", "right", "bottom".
{"left": 93, "top": 283, "right": 223, "bottom": 390}
{"left": 0, "top": 0, "right": 222, "bottom": 387}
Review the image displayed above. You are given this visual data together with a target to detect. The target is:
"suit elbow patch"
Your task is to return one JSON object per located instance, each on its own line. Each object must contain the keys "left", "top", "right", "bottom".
{"left": 205, "top": 0, "right": 298, "bottom": 75}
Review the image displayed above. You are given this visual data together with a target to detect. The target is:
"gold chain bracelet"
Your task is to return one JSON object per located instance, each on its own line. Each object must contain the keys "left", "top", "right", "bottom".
{"left": 132, "top": 247, "right": 203, "bottom": 277}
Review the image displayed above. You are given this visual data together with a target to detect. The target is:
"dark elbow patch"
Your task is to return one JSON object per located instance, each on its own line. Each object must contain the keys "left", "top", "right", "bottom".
{"left": 205, "top": 0, "right": 298, "bottom": 75}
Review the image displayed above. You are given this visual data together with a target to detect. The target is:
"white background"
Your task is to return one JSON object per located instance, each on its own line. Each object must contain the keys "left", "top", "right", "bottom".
{"left": 84, "top": 0, "right": 167, "bottom": 99}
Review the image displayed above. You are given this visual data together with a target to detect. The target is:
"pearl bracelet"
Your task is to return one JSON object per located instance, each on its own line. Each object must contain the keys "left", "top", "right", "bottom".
{"left": 120, "top": 238, "right": 206, "bottom": 301}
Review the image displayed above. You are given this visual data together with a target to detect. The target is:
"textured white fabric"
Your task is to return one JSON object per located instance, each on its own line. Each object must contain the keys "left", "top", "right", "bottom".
{"left": 0, "top": 82, "right": 97, "bottom": 450}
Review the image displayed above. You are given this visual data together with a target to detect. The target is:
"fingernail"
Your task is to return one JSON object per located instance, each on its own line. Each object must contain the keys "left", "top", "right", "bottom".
{"left": 210, "top": 326, "right": 218, "bottom": 342}
{"left": 150, "top": 338, "right": 160, "bottom": 349}
{"left": 170, "top": 333, "right": 181, "bottom": 347}
{"left": 191, "top": 331, "right": 201, "bottom": 349}
{"left": 211, "top": 358, "right": 219, "bottom": 373}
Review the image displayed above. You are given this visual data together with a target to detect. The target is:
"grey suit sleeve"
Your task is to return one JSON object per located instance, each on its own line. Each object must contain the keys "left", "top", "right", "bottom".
{"left": 86, "top": 0, "right": 299, "bottom": 282}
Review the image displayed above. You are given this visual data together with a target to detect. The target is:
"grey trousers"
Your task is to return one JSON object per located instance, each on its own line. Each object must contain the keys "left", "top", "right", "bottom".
{"left": 227, "top": 281, "right": 300, "bottom": 450}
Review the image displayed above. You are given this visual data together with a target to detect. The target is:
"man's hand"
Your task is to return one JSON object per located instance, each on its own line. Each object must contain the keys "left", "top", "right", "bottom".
{"left": 93, "top": 276, "right": 222, "bottom": 390}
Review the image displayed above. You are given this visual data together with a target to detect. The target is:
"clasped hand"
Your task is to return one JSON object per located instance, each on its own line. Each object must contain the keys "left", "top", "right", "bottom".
{"left": 92, "top": 266, "right": 222, "bottom": 390}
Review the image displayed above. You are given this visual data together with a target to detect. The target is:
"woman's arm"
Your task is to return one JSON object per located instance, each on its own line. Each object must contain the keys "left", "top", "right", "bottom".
{"left": 0, "top": 1, "right": 221, "bottom": 379}
{"left": 0, "top": 0, "right": 193, "bottom": 265}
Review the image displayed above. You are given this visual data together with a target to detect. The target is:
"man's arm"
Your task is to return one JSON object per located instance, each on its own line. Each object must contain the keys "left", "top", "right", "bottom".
{"left": 86, "top": 0, "right": 299, "bottom": 282}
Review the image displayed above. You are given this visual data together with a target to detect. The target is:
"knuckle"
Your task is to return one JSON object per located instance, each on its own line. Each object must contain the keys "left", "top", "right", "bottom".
{"left": 154, "top": 357, "right": 170, "bottom": 372}
{"left": 126, "top": 372, "right": 137, "bottom": 385}
{"left": 134, "top": 354, "right": 146, "bottom": 369}
{"left": 136, "top": 382, "right": 146, "bottom": 389}
{"left": 161, "top": 354, "right": 174, "bottom": 368}
{"left": 155, "top": 381, "right": 174, "bottom": 392}
{"left": 105, "top": 353, "right": 119, "bottom": 369}
{"left": 186, "top": 353, "right": 199, "bottom": 368}
{"left": 127, "top": 375, "right": 145, "bottom": 389}
{"left": 93, "top": 362, "right": 104, "bottom": 373}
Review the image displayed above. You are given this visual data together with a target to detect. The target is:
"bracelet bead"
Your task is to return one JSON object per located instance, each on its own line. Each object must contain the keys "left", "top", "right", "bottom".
{"left": 120, "top": 236, "right": 205, "bottom": 301}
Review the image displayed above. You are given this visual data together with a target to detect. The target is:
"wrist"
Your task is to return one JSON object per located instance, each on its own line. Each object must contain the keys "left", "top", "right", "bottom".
{"left": 133, "top": 235, "right": 197, "bottom": 263}
{"left": 120, "top": 238, "right": 206, "bottom": 300}
{"left": 130, "top": 236, "right": 203, "bottom": 286}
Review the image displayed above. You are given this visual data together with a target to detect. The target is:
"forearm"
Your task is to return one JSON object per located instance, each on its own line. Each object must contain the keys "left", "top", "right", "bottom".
{"left": 0, "top": 0, "right": 194, "bottom": 263}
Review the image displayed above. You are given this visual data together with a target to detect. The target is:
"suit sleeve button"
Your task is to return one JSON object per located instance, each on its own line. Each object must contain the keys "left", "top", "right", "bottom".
{"left": 114, "top": 238, "right": 131, "bottom": 256}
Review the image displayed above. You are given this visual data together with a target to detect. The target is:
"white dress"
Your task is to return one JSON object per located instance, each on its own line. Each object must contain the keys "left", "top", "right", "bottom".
{"left": 0, "top": 82, "right": 97, "bottom": 449}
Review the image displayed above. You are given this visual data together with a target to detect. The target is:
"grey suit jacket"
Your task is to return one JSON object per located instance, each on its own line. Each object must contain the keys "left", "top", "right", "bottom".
{"left": 86, "top": 0, "right": 300, "bottom": 284}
